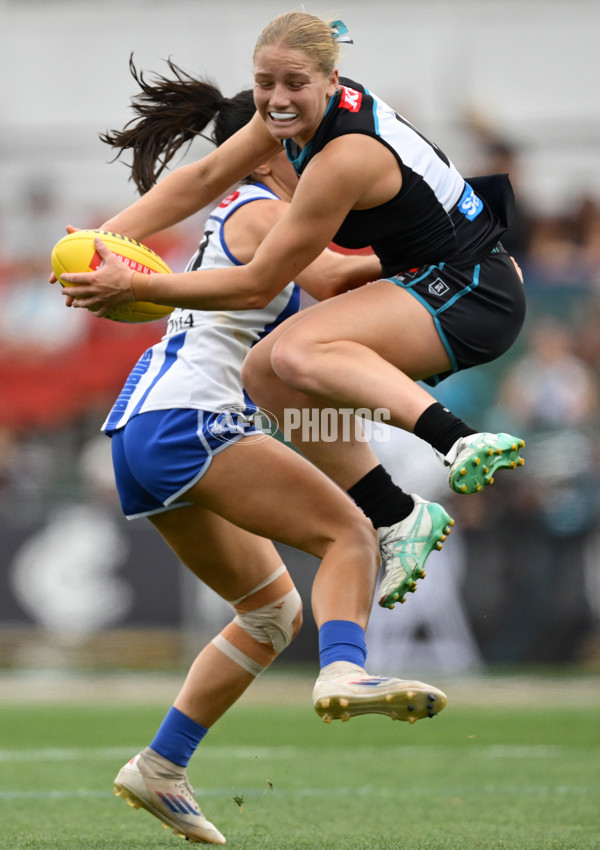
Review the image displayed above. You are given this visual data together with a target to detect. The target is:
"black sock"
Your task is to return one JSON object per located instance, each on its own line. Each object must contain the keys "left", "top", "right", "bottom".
{"left": 414, "top": 402, "right": 478, "bottom": 456}
{"left": 347, "top": 465, "right": 414, "bottom": 528}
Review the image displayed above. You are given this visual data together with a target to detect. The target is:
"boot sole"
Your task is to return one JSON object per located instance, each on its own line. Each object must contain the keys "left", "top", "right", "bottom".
{"left": 450, "top": 436, "right": 525, "bottom": 494}
{"left": 314, "top": 685, "right": 447, "bottom": 724}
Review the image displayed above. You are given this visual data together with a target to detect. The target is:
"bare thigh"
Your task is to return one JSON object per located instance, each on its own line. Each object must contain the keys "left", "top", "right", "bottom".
{"left": 182, "top": 433, "right": 374, "bottom": 559}
{"left": 150, "top": 505, "right": 284, "bottom": 603}
{"left": 272, "top": 281, "right": 451, "bottom": 380}
{"left": 153, "top": 434, "right": 378, "bottom": 629}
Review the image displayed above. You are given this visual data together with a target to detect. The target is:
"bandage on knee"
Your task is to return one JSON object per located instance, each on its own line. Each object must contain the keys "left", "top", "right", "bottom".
{"left": 211, "top": 565, "right": 302, "bottom": 676}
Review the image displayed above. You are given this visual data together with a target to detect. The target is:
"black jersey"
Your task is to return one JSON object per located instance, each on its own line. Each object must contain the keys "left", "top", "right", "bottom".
{"left": 284, "top": 78, "right": 514, "bottom": 275}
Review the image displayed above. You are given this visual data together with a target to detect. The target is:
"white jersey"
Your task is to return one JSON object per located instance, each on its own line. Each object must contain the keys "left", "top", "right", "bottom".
{"left": 102, "top": 183, "right": 300, "bottom": 434}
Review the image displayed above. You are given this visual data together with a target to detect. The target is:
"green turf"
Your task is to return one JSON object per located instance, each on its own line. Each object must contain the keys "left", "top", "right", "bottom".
{"left": 1, "top": 698, "right": 599, "bottom": 849}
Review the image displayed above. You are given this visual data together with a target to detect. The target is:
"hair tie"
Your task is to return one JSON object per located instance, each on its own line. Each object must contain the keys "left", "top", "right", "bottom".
{"left": 330, "top": 20, "right": 354, "bottom": 44}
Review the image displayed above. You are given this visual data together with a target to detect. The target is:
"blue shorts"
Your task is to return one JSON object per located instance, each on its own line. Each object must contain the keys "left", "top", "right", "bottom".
{"left": 109, "top": 407, "right": 261, "bottom": 519}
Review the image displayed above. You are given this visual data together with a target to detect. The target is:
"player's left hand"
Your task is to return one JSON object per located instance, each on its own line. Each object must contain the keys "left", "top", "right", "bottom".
{"left": 60, "top": 237, "right": 136, "bottom": 317}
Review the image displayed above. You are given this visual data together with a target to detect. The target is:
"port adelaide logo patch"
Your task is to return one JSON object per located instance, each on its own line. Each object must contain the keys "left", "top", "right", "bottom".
{"left": 428, "top": 278, "right": 450, "bottom": 297}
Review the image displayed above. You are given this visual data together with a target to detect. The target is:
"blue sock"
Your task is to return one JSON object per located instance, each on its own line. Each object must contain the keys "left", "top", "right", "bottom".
{"left": 318, "top": 620, "right": 367, "bottom": 669}
{"left": 149, "top": 706, "right": 209, "bottom": 767}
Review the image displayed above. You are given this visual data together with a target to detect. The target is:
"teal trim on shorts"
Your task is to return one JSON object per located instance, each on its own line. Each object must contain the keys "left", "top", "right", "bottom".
{"left": 381, "top": 271, "right": 460, "bottom": 376}
{"left": 436, "top": 263, "right": 481, "bottom": 316}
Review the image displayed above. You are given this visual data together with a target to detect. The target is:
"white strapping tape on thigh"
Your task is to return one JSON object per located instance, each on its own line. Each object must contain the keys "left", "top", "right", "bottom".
{"left": 229, "top": 564, "right": 287, "bottom": 606}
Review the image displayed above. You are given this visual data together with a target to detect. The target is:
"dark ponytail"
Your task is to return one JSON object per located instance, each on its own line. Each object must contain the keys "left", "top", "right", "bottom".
{"left": 100, "top": 55, "right": 255, "bottom": 194}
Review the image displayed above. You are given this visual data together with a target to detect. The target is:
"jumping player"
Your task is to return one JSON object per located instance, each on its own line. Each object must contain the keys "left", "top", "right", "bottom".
{"left": 77, "top": 67, "right": 448, "bottom": 845}
{"left": 60, "top": 13, "right": 525, "bottom": 615}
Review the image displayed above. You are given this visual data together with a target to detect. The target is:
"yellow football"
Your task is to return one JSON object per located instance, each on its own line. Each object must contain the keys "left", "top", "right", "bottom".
{"left": 51, "top": 229, "right": 174, "bottom": 323}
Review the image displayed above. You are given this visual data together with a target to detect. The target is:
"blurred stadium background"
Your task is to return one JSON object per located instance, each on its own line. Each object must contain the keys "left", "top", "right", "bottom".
{"left": 1, "top": 0, "right": 600, "bottom": 684}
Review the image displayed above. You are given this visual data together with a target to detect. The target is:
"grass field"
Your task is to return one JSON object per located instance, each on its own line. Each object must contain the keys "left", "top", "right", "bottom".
{"left": 1, "top": 671, "right": 599, "bottom": 850}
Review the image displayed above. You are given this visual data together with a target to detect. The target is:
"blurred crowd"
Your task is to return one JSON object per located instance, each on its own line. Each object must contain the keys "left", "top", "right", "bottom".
{"left": 1, "top": 120, "right": 600, "bottom": 671}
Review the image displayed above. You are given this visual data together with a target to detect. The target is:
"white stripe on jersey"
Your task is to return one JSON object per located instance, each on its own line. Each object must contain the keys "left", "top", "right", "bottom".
{"left": 372, "top": 94, "right": 464, "bottom": 212}
{"left": 102, "top": 183, "right": 300, "bottom": 434}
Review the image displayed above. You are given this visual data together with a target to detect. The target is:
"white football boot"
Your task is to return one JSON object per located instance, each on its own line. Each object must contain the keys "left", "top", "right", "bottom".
{"left": 377, "top": 495, "right": 454, "bottom": 609}
{"left": 313, "top": 661, "right": 447, "bottom": 724}
{"left": 114, "top": 749, "right": 226, "bottom": 844}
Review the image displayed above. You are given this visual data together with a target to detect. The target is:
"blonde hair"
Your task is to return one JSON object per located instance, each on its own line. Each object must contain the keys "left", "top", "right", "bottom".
{"left": 253, "top": 11, "right": 339, "bottom": 74}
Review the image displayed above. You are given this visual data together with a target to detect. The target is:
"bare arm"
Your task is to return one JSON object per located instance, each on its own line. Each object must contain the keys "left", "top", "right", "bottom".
{"left": 227, "top": 195, "right": 380, "bottom": 300}
{"left": 101, "top": 113, "right": 282, "bottom": 240}
{"left": 295, "top": 248, "right": 380, "bottom": 300}
{"left": 62, "top": 136, "right": 387, "bottom": 311}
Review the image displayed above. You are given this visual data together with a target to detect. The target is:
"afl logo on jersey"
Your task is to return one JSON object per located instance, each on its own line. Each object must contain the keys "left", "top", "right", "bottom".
{"left": 339, "top": 86, "right": 362, "bottom": 112}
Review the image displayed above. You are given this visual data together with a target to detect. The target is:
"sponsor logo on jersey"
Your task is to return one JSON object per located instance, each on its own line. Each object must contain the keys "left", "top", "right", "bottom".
{"left": 458, "top": 183, "right": 483, "bottom": 221}
{"left": 339, "top": 86, "right": 362, "bottom": 112}
{"left": 220, "top": 190, "right": 241, "bottom": 208}
{"left": 428, "top": 278, "right": 450, "bottom": 297}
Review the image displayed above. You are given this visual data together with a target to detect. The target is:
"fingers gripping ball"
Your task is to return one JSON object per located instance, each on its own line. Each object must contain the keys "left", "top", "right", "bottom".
{"left": 51, "top": 229, "right": 174, "bottom": 323}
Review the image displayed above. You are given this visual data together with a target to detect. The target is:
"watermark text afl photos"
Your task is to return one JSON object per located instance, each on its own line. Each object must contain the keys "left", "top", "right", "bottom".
{"left": 206, "top": 406, "right": 392, "bottom": 443}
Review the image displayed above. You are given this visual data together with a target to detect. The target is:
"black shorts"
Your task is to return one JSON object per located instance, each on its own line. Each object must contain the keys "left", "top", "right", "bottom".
{"left": 384, "top": 245, "right": 526, "bottom": 385}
